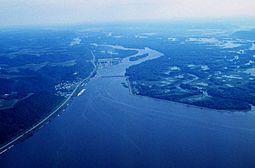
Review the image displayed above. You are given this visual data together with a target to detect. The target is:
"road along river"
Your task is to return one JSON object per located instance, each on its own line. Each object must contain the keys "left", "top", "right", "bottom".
{"left": 1, "top": 45, "right": 255, "bottom": 168}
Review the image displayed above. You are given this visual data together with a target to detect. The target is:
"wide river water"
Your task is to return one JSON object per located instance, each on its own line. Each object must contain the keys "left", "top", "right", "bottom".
{"left": 1, "top": 46, "right": 255, "bottom": 168}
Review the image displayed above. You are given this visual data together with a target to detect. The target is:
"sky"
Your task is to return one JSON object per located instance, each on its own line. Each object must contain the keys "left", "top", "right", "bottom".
{"left": 0, "top": 0, "right": 254, "bottom": 26}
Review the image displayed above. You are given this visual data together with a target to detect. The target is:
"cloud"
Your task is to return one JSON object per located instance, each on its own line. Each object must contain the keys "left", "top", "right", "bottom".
{"left": 0, "top": 0, "right": 255, "bottom": 26}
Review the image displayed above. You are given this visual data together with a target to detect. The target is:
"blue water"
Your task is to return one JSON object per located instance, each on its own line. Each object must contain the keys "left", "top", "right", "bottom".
{"left": 1, "top": 76, "right": 255, "bottom": 168}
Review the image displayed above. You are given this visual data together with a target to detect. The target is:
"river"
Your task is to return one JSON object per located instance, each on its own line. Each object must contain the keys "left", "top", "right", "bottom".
{"left": 1, "top": 46, "right": 255, "bottom": 168}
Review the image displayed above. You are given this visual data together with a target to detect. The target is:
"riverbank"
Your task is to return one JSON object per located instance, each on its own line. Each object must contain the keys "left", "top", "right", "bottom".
{"left": 2, "top": 74, "right": 255, "bottom": 168}
{"left": 0, "top": 51, "right": 97, "bottom": 155}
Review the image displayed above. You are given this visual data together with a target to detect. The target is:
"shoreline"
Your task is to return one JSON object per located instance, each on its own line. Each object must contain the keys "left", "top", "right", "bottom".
{"left": 0, "top": 51, "right": 97, "bottom": 155}
{"left": 1, "top": 43, "right": 253, "bottom": 156}
{"left": 125, "top": 78, "right": 254, "bottom": 113}
{"left": 2, "top": 60, "right": 255, "bottom": 168}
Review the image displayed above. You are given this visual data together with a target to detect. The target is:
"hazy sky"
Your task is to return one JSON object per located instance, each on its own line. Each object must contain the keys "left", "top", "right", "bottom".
{"left": 0, "top": 0, "right": 254, "bottom": 26}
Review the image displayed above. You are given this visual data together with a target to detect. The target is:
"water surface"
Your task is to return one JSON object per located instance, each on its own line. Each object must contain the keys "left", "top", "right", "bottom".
{"left": 1, "top": 46, "right": 255, "bottom": 168}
